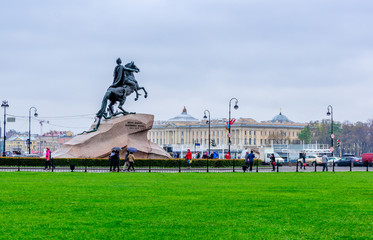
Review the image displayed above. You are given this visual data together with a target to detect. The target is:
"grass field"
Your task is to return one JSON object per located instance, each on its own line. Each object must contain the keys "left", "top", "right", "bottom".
{"left": 0, "top": 172, "right": 371, "bottom": 239}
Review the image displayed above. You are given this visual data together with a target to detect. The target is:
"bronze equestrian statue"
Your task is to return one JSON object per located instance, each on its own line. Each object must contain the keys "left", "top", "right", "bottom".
{"left": 84, "top": 58, "right": 148, "bottom": 133}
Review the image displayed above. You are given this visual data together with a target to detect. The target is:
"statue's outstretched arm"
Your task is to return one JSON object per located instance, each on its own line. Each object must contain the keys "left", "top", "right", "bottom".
{"left": 124, "top": 66, "right": 139, "bottom": 73}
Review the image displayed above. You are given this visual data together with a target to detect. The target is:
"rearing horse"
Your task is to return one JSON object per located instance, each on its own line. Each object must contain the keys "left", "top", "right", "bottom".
{"left": 88, "top": 62, "right": 147, "bottom": 133}
{"left": 123, "top": 62, "right": 148, "bottom": 101}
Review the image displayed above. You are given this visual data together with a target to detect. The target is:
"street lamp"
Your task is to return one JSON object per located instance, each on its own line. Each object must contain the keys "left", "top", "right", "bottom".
{"left": 203, "top": 110, "right": 211, "bottom": 158}
{"left": 1, "top": 101, "right": 9, "bottom": 156}
{"left": 327, "top": 105, "right": 334, "bottom": 157}
{"left": 28, "top": 107, "right": 38, "bottom": 154}
{"left": 228, "top": 98, "right": 239, "bottom": 156}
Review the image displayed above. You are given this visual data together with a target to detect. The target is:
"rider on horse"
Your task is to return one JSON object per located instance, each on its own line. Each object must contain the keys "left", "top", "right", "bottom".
{"left": 111, "top": 58, "right": 139, "bottom": 88}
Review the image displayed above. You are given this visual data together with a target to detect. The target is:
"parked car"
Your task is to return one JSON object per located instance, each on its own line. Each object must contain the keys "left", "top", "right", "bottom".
{"left": 265, "top": 153, "right": 285, "bottom": 165}
{"left": 335, "top": 157, "right": 363, "bottom": 166}
{"left": 297, "top": 155, "right": 322, "bottom": 166}
{"left": 23, "top": 154, "right": 42, "bottom": 158}
{"left": 361, "top": 153, "right": 373, "bottom": 166}
{"left": 327, "top": 157, "right": 340, "bottom": 166}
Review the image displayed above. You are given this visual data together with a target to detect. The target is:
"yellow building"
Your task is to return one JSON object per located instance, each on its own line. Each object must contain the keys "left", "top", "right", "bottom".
{"left": 6, "top": 136, "right": 38, "bottom": 154}
{"left": 5, "top": 131, "right": 74, "bottom": 155}
{"left": 148, "top": 107, "right": 306, "bottom": 157}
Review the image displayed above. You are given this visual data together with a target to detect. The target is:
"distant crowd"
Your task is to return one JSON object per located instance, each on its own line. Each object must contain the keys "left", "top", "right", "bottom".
{"left": 172, "top": 150, "right": 230, "bottom": 160}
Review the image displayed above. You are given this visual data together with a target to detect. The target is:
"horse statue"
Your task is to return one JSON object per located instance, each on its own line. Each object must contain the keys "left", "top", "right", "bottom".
{"left": 84, "top": 61, "right": 147, "bottom": 133}
{"left": 123, "top": 61, "right": 148, "bottom": 101}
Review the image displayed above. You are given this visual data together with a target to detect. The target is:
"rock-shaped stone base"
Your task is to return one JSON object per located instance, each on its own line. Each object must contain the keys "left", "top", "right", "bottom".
{"left": 53, "top": 114, "right": 171, "bottom": 159}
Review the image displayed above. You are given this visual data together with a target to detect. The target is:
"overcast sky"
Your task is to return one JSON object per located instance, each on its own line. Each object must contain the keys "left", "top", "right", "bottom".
{"left": 1, "top": 0, "right": 372, "bottom": 134}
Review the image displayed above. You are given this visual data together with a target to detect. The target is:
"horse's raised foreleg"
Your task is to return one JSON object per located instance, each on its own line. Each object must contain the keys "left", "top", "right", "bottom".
{"left": 138, "top": 87, "right": 148, "bottom": 98}
{"left": 133, "top": 89, "right": 140, "bottom": 101}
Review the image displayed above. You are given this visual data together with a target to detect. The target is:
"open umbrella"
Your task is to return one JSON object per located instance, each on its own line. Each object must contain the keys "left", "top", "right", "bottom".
{"left": 112, "top": 147, "right": 122, "bottom": 151}
{"left": 126, "top": 147, "right": 138, "bottom": 153}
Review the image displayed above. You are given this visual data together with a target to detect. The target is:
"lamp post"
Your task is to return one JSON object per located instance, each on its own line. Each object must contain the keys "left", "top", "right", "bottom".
{"left": 1, "top": 101, "right": 9, "bottom": 156}
{"left": 203, "top": 110, "right": 211, "bottom": 157}
{"left": 327, "top": 105, "right": 334, "bottom": 157}
{"left": 228, "top": 98, "right": 239, "bottom": 156}
{"left": 28, "top": 107, "right": 38, "bottom": 154}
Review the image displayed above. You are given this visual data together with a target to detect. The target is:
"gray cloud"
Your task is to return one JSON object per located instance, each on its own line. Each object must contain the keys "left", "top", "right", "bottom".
{"left": 1, "top": 0, "right": 373, "bottom": 133}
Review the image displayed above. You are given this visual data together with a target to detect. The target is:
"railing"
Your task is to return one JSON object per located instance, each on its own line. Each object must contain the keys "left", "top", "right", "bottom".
{"left": 0, "top": 158, "right": 370, "bottom": 173}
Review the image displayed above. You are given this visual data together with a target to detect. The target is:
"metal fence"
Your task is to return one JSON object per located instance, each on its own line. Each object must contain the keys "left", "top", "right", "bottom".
{"left": 0, "top": 158, "right": 371, "bottom": 173}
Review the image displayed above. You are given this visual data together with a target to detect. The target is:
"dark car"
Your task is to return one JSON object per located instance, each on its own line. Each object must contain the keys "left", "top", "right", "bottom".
{"left": 335, "top": 157, "right": 363, "bottom": 166}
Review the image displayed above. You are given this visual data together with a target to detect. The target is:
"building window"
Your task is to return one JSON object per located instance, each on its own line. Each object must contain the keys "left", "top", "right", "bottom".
{"left": 249, "top": 138, "right": 252, "bottom": 145}
{"left": 260, "top": 139, "right": 262, "bottom": 145}
{"left": 244, "top": 138, "right": 247, "bottom": 144}
{"left": 254, "top": 139, "right": 256, "bottom": 145}
{"left": 181, "top": 139, "right": 184, "bottom": 144}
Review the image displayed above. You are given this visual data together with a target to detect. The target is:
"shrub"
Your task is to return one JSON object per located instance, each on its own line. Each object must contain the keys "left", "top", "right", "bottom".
{"left": 0, "top": 157, "right": 262, "bottom": 168}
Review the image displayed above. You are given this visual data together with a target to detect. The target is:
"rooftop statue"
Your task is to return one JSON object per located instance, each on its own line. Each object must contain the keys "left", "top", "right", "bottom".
{"left": 86, "top": 58, "right": 148, "bottom": 133}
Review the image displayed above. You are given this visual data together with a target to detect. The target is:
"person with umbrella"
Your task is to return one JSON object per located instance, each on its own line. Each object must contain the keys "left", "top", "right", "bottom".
{"left": 110, "top": 147, "right": 121, "bottom": 172}
{"left": 126, "top": 147, "right": 137, "bottom": 172}
{"left": 123, "top": 151, "right": 130, "bottom": 171}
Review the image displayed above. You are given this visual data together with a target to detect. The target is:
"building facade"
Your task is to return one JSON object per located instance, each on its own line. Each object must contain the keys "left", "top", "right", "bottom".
{"left": 148, "top": 107, "right": 306, "bottom": 158}
{"left": 5, "top": 131, "right": 74, "bottom": 155}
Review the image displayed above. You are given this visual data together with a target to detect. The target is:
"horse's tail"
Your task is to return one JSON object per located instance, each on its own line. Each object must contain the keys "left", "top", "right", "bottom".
{"left": 96, "top": 91, "right": 111, "bottom": 118}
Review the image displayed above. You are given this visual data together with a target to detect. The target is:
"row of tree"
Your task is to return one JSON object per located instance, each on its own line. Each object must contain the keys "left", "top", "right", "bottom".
{"left": 298, "top": 119, "right": 373, "bottom": 157}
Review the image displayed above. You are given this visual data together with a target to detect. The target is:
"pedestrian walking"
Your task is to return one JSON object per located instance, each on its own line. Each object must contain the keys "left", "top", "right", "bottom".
{"left": 127, "top": 152, "right": 135, "bottom": 172}
{"left": 123, "top": 151, "right": 130, "bottom": 171}
{"left": 109, "top": 150, "right": 120, "bottom": 172}
{"left": 109, "top": 150, "right": 115, "bottom": 171}
{"left": 270, "top": 154, "right": 276, "bottom": 171}
{"left": 224, "top": 152, "right": 231, "bottom": 159}
{"left": 44, "top": 147, "right": 55, "bottom": 170}
{"left": 186, "top": 149, "right": 192, "bottom": 169}
{"left": 113, "top": 150, "right": 120, "bottom": 172}
{"left": 302, "top": 152, "right": 306, "bottom": 170}
{"left": 195, "top": 151, "right": 200, "bottom": 159}
{"left": 322, "top": 153, "right": 329, "bottom": 172}
{"left": 247, "top": 150, "right": 255, "bottom": 172}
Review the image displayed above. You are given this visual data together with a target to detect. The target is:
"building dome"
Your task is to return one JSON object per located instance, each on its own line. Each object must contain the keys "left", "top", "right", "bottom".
{"left": 168, "top": 107, "right": 198, "bottom": 122}
{"left": 271, "top": 111, "right": 291, "bottom": 123}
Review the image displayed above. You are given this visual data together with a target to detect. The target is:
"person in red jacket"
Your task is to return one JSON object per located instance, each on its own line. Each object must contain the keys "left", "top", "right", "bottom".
{"left": 44, "top": 147, "right": 55, "bottom": 170}
{"left": 186, "top": 149, "right": 192, "bottom": 169}
{"left": 225, "top": 152, "right": 231, "bottom": 159}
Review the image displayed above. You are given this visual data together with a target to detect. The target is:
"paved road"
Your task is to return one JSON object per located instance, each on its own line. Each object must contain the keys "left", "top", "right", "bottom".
{"left": 0, "top": 166, "right": 370, "bottom": 173}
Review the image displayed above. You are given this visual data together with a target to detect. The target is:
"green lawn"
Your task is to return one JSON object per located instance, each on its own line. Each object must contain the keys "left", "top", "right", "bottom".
{"left": 0, "top": 172, "right": 371, "bottom": 239}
